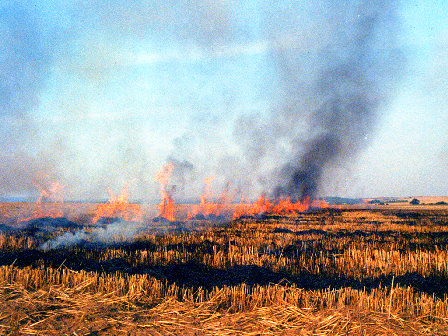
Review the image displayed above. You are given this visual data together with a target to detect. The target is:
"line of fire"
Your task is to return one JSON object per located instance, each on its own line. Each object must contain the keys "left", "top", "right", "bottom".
{"left": 14, "top": 162, "right": 343, "bottom": 225}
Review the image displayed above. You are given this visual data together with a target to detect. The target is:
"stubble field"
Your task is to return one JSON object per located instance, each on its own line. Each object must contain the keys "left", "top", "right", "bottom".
{"left": 1, "top": 202, "right": 448, "bottom": 335}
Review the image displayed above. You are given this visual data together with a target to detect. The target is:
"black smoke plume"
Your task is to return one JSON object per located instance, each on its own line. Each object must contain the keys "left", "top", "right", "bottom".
{"left": 271, "top": 1, "right": 402, "bottom": 199}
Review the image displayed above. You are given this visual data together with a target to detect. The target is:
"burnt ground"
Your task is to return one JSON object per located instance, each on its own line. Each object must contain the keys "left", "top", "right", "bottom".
{"left": 1, "top": 208, "right": 448, "bottom": 299}
{"left": 2, "top": 248, "right": 447, "bottom": 297}
{"left": 0, "top": 211, "right": 448, "bottom": 298}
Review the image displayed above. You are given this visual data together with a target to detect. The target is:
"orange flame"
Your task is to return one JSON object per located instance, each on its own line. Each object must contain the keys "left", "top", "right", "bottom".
{"left": 155, "top": 162, "right": 175, "bottom": 221}
{"left": 20, "top": 178, "right": 65, "bottom": 222}
{"left": 232, "top": 195, "right": 328, "bottom": 219}
{"left": 188, "top": 176, "right": 229, "bottom": 219}
{"left": 310, "top": 198, "right": 330, "bottom": 209}
{"left": 92, "top": 187, "right": 143, "bottom": 224}
{"left": 232, "top": 195, "right": 272, "bottom": 219}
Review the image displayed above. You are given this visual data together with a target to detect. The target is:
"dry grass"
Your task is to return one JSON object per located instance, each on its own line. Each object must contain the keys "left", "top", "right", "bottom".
{"left": 2, "top": 294, "right": 446, "bottom": 335}
{"left": 1, "top": 204, "right": 448, "bottom": 334}
{"left": 1, "top": 266, "right": 447, "bottom": 335}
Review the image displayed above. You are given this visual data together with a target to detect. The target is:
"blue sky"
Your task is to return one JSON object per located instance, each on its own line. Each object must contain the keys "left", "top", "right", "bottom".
{"left": 1, "top": 0, "right": 447, "bottom": 201}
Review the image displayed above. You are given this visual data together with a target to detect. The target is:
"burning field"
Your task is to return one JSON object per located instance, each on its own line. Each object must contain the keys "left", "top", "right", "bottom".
{"left": 1, "top": 172, "right": 448, "bottom": 335}
{"left": 1, "top": 0, "right": 447, "bottom": 334}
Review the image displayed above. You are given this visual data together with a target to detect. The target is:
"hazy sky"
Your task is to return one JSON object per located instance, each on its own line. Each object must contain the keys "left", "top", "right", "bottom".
{"left": 1, "top": 0, "right": 447, "bottom": 201}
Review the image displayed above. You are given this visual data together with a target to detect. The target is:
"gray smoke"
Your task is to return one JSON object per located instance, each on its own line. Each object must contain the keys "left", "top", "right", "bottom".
{"left": 268, "top": 0, "right": 403, "bottom": 199}
{"left": 168, "top": 157, "right": 197, "bottom": 201}
{"left": 39, "top": 220, "right": 145, "bottom": 250}
{"left": 1, "top": 1, "right": 405, "bottom": 201}
{"left": 39, "top": 218, "right": 216, "bottom": 250}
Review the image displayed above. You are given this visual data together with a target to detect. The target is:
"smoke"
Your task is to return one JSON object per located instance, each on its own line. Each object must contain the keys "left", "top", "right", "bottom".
{"left": 39, "top": 217, "right": 214, "bottom": 250}
{"left": 0, "top": 153, "right": 52, "bottom": 197}
{"left": 266, "top": 0, "right": 403, "bottom": 198}
{"left": 168, "top": 157, "right": 196, "bottom": 201}
{"left": 39, "top": 220, "right": 145, "bottom": 250}
{"left": 1, "top": 1, "right": 406, "bottom": 201}
{"left": 164, "top": 0, "right": 404, "bottom": 200}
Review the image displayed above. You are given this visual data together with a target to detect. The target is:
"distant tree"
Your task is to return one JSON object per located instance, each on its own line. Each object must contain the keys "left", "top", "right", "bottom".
{"left": 409, "top": 198, "right": 420, "bottom": 205}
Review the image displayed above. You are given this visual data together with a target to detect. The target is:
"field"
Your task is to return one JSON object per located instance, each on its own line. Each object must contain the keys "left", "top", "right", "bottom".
{"left": 1, "top": 202, "right": 448, "bottom": 335}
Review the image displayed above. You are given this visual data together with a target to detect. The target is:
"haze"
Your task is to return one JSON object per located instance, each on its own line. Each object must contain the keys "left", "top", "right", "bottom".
{"left": 1, "top": 0, "right": 447, "bottom": 201}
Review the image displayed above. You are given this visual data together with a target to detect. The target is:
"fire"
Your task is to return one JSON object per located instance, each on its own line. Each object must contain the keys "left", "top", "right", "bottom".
{"left": 187, "top": 176, "right": 229, "bottom": 219}
{"left": 18, "top": 169, "right": 332, "bottom": 224}
{"left": 155, "top": 162, "right": 175, "bottom": 222}
{"left": 311, "top": 198, "right": 330, "bottom": 209}
{"left": 233, "top": 195, "right": 272, "bottom": 219}
{"left": 92, "top": 187, "right": 143, "bottom": 224}
{"left": 233, "top": 195, "right": 328, "bottom": 219}
{"left": 20, "top": 177, "right": 65, "bottom": 222}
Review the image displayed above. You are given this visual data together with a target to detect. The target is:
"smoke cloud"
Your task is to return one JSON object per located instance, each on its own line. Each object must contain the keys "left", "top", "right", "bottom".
{"left": 1, "top": 1, "right": 408, "bottom": 201}
{"left": 39, "top": 220, "right": 145, "bottom": 250}
{"left": 266, "top": 1, "right": 403, "bottom": 198}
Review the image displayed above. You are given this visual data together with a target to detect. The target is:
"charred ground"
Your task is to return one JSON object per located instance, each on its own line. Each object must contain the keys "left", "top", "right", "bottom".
{"left": 1, "top": 205, "right": 448, "bottom": 334}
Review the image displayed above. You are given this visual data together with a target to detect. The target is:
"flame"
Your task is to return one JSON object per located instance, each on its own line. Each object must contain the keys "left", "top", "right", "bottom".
{"left": 232, "top": 195, "right": 250, "bottom": 219}
{"left": 310, "top": 198, "right": 330, "bottom": 209}
{"left": 187, "top": 176, "right": 229, "bottom": 219}
{"left": 233, "top": 195, "right": 328, "bottom": 219}
{"left": 155, "top": 162, "right": 175, "bottom": 221}
{"left": 92, "top": 187, "right": 143, "bottom": 223}
{"left": 20, "top": 177, "right": 65, "bottom": 222}
{"left": 232, "top": 195, "right": 273, "bottom": 219}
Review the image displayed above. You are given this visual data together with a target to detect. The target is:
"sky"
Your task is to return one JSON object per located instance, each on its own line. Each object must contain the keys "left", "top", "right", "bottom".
{"left": 1, "top": 0, "right": 447, "bottom": 202}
